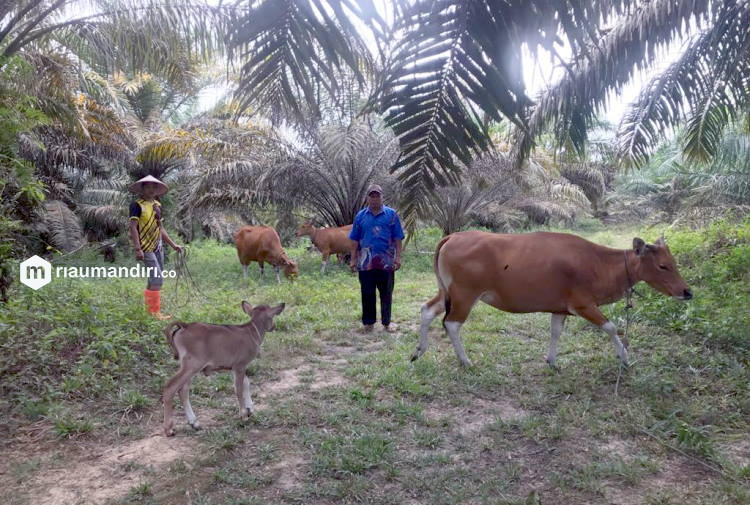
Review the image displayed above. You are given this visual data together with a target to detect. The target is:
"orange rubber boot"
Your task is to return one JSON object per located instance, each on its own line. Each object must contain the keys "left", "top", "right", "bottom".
{"left": 144, "top": 289, "right": 171, "bottom": 320}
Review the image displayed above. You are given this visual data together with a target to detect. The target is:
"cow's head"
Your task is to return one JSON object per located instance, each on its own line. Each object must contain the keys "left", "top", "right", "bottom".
{"left": 633, "top": 237, "right": 692, "bottom": 300}
{"left": 296, "top": 221, "right": 315, "bottom": 237}
{"left": 281, "top": 257, "right": 299, "bottom": 280}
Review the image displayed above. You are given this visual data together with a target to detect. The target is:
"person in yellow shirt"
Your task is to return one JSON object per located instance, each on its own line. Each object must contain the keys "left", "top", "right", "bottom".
{"left": 128, "top": 175, "right": 182, "bottom": 319}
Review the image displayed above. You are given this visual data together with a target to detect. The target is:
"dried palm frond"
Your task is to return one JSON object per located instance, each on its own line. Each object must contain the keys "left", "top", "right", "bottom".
{"left": 40, "top": 199, "right": 84, "bottom": 252}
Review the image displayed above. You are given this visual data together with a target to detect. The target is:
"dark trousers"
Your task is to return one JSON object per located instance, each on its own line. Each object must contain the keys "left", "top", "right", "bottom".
{"left": 358, "top": 269, "right": 395, "bottom": 326}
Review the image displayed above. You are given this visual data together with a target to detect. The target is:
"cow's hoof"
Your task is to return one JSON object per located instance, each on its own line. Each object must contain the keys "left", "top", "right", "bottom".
{"left": 165, "top": 428, "right": 175, "bottom": 437}
{"left": 410, "top": 350, "right": 421, "bottom": 362}
{"left": 545, "top": 358, "right": 560, "bottom": 372}
{"left": 459, "top": 359, "right": 473, "bottom": 368}
{"left": 241, "top": 408, "right": 254, "bottom": 419}
{"left": 189, "top": 421, "right": 201, "bottom": 431}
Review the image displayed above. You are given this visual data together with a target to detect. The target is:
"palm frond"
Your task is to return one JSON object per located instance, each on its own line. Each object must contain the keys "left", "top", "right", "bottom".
{"left": 381, "top": 0, "right": 658, "bottom": 221}
{"left": 516, "top": 200, "right": 575, "bottom": 224}
{"left": 12, "top": 50, "right": 83, "bottom": 131}
{"left": 134, "top": 128, "right": 238, "bottom": 180}
{"left": 382, "top": 0, "right": 537, "bottom": 218}
{"left": 41, "top": 199, "right": 84, "bottom": 251}
{"left": 77, "top": 203, "right": 125, "bottom": 233}
{"left": 560, "top": 163, "right": 607, "bottom": 202}
{"left": 3, "top": 0, "right": 226, "bottom": 63}
{"left": 618, "top": 1, "right": 750, "bottom": 167}
{"left": 77, "top": 174, "right": 129, "bottom": 205}
{"left": 227, "top": 0, "right": 380, "bottom": 122}
{"left": 198, "top": 211, "right": 248, "bottom": 243}
{"left": 548, "top": 181, "right": 590, "bottom": 209}
{"left": 513, "top": 0, "right": 713, "bottom": 169}
{"left": 80, "top": 70, "right": 128, "bottom": 111}
{"left": 619, "top": 176, "right": 665, "bottom": 196}
{"left": 424, "top": 183, "right": 497, "bottom": 236}
{"left": 320, "top": 118, "right": 373, "bottom": 165}
{"left": 682, "top": 105, "right": 734, "bottom": 164}
{"left": 267, "top": 115, "right": 397, "bottom": 226}
{"left": 678, "top": 130, "right": 750, "bottom": 205}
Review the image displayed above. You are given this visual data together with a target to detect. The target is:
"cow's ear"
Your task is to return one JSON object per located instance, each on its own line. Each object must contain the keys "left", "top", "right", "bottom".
{"left": 655, "top": 236, "right": 666, "bottom": 246}
{"left": 633, "top": 238, "right": 647, "bottom": 256}
{"left": 241, "top": 300, "right": 254, "bottom": 315}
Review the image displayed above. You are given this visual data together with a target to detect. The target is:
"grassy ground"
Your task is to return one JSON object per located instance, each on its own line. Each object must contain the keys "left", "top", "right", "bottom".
{"left": 0, "top": 223, "right": 748, "bottom": 505}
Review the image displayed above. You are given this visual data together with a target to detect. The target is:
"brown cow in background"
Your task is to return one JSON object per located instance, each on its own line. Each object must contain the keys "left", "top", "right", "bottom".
{"left": 296, "top": 221, "right": 354, "bottom": 273}
{"left": 235, "top": 226, "right": 299, "bottom": 283}
{"left": 412, "top": 231, "right": 692, "bottom": 368}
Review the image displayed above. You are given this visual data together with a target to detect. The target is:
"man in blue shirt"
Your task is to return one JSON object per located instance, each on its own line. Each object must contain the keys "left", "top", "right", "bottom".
{"left": 349, "top": 184, "right": 405, "bottom": 333}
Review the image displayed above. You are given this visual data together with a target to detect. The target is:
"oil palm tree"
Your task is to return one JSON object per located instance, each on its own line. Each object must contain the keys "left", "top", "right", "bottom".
{"left": 227, "top": 0, "right": 604, "bottom": 216}
{"left": 2, "top": 1, "right": 226, "bottom": 252}
{"left": 618, "top": 1, "right": 750, "bottom": 167}
{"left": 686, "top": 129, "right": 750, "bottom": 207}
{"left": 512, "top": 0, "right": 750, "bottom": 172}
{"left": 0, "top": 1, "right": 224, "bottom": 61}
{"left": 616, "top": 125, "right": 750, "bottom": 219}
{"left": 227, "top": 0, "right": 746, "bottom": 222}
{"left": 287, "top": 116, "right": 400, "bottom": 227}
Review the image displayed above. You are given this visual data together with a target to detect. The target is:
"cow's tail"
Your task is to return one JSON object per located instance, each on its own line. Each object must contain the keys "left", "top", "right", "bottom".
{"left": 163, "top": 322, "right": 184, "bottom": 360}
{"left": 433, "top": 235, "right": 453, "bottom": 330}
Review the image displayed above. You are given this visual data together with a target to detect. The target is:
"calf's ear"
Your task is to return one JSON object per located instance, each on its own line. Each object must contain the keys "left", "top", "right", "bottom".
{"left": 241, "top": 300, "right": 254, "bottom": 315}
{"left": 271, "top": 303, "right": 285, "bottom": 316}
{"left": 633, "top": 238, "right": 647, "bottom": 256}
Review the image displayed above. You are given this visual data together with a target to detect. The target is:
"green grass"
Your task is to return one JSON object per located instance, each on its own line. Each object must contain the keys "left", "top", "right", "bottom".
{"left": 1, "top": 222, "right": 749, "bottom": 505}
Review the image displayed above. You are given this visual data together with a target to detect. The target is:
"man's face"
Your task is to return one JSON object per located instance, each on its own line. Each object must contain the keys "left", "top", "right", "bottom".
{"left": 367, "top": 191, "right": 382, "bottom": 208}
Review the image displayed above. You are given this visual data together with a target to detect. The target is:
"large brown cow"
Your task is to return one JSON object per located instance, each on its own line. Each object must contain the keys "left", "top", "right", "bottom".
{"left": 412, "top": 231, "right": 692, "bottom": 368}
{"left": 235, "top": 226, "right": 299, "bottom": 283}
{"left": 296, "top": 221, "right": 354, "bottom": 273}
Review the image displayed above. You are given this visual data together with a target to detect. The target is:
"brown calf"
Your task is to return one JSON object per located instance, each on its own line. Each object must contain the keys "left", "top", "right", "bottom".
{"left": 162, "top": 301, "right": 285, "bottom": 436}
{"left": 295, "top": 221, "right": 354, "bottom": 273}
{"left": 235, "top": 225, "right": 299, "bottom": 282}
{"left": 412, "top": 231, "right": 692, "bottom": 368}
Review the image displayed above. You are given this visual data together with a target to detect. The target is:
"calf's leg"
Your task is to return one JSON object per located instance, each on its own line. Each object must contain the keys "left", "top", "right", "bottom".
{"left": 163, "top": 362, "right": 200, "bottom": 436}
{"left": 233, "top": 368, "right": 252, "bottom": 418}
{"left": 178, "top": 383, "right": 200, "bottom": 430}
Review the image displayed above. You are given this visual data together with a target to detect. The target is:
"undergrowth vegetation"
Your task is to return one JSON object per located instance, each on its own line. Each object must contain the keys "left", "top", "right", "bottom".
{"left": 1, "top": 220, "right": 748, "bottom": 504}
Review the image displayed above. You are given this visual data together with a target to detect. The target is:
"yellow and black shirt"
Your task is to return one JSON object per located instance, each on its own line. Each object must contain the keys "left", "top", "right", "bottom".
{"left": 129, "top": 199, "right": 162, "bottom": 252}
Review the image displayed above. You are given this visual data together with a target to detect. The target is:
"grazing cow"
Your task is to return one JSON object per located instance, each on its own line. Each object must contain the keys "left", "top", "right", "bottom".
{"left": 235, "top": 226, "right": 299, "bottom": 283}
{"left": 162, "top": 301, "right": 285, "bottom": 436}
{"left": 295, "top": 221, "right": 354, "bottom": 273}
{"left": 412, "top": 231, "right": 692, "bottom": 368}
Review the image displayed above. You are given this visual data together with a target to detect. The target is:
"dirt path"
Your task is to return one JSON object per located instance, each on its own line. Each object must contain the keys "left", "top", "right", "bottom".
{"left": 0, "top": 337, "right": 354, "bottom": 505}
{"left": 2, "top": 327, "right": 741, "bottom": 505}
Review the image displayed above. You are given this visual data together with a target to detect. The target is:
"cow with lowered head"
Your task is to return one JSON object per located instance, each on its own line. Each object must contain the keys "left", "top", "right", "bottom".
{"left": 235, "top": 225, "right": 299, "bottom": 283}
